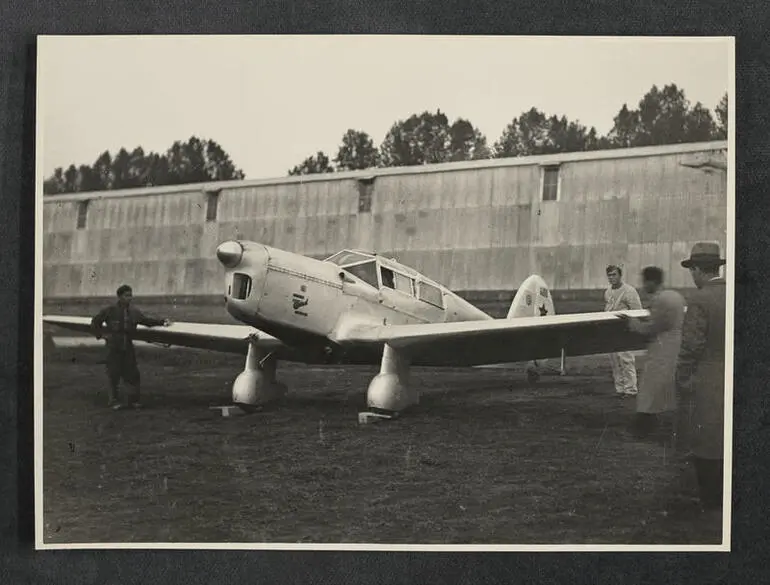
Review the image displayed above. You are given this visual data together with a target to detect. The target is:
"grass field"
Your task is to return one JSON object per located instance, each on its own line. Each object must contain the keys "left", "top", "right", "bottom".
{"left": 41, "top": 345, "right": 724, "bottom": 546}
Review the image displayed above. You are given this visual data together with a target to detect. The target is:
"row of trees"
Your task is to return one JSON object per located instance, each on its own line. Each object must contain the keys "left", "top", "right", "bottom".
{"left": 288, "top": 84, "right": 728, "bottom": 175}
{"left": 43, "top": 83, "right": 728, "bottom": 194}
{"left": 43, "top": 137, "right": 245, "bottom": 195}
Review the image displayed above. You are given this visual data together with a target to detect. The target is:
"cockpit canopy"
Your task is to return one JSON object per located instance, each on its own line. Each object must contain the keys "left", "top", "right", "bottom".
{"left": 324, "top": 249, "right": 379, "bottom": 288}
{"left": 324, "top": 249, "right": 444, "bottom": 308}
{"left": 324, "top": 249, "right": 375, "bottom": 267}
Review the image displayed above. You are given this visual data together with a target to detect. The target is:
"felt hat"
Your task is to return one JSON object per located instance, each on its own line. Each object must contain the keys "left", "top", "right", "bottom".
{"left": 681, "top": 242, "right": 726, "bottom": 268}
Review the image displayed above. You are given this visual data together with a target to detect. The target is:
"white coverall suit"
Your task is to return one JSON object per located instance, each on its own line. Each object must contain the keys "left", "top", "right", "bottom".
{"left": 605, "top": 283, "right": 643, "bottom": 395}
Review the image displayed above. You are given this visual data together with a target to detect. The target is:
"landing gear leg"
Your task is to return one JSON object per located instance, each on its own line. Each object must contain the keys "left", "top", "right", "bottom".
{"left": 232, "top": 339, "right": 287, "bottom": 411}
{"left": 359, "top": 344, "right": 417, "bottom": 423}
{"left": 526, "top": 364, "right": 541, "bottom": 385}
{"left": 526, "top": 349, "right": 567, "bottom": 384}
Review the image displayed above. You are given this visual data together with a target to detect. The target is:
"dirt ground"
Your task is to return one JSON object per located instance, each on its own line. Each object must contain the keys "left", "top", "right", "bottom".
{"left": 41, "top": 346, "right": 724, "bottom": 546}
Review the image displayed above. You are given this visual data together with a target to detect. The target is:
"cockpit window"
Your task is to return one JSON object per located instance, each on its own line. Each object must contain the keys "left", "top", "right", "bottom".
{"left": 344, "top": 261, "right": 378, "bottom": 288}
{"left": 380, "top": 267, "right": 394, "bottom": 289}
{"left": 380, "top": 266, "right": 415, "bottom": 296}
{"left": 418, "top": 281, "right": 444, "bottom": 308}
{"left": 325, "top": 250, "right": 373, "bottom": 267}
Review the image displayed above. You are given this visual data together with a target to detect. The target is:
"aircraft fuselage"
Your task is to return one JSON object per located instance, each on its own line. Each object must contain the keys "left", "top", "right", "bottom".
{"left": 217, "top": 240, "right": 490, "bottom": 364}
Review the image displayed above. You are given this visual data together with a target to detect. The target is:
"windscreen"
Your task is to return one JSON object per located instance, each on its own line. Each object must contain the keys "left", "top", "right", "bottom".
{"left": 344, "top": 261, "right": 378, "bottom": 288}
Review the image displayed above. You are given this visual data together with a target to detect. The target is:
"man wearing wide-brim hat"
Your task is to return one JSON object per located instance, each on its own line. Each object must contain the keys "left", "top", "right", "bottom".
{"left": 676, "top": 242, "right": 727, "bottom": 514}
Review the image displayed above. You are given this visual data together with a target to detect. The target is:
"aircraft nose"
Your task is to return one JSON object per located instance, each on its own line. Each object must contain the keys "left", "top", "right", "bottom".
{"left": 216, "top": 240, "right": 244, "bottom": 268}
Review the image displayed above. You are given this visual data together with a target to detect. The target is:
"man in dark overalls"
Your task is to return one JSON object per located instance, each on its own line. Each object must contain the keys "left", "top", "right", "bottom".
{"left": 91, "top": 284, "right": 170, "bottom": 410}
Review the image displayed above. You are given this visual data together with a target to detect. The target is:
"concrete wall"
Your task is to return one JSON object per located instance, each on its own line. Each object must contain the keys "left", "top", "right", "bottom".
{"left": 42, "top": 141, "right": 728, "bottom": 305}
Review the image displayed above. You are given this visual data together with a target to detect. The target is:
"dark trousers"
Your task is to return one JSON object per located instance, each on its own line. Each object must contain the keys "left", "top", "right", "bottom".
{"left": 106, "top": 346, "right": 141, "bottom": 403}
{"left": 694, "top": 457, "right": 723, "bottom": 510}
{"left": 632, "top": 413, "right": 659, "bottom": 438}
{"left": 632, "top": 412, "right": 676, "bottom": 444}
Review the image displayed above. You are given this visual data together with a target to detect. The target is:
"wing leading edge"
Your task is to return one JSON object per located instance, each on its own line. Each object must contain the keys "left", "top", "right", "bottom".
{"left": 334, "top": 310, "right": 652, "bottom": 367}
{"left": 42, "top": 315, "right": 284, "bottom": 355}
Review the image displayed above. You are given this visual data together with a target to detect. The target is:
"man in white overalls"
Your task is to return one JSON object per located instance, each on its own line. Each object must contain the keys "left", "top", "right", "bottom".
{"left": 604, "top": 265, "right": 642, "bottom": 396}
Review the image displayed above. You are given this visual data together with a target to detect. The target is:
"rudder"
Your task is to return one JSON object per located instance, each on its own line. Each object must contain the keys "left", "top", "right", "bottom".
{"left": 507, "top": 274, "right": 556, "bottom": 319}
{"left": 507, "top": 275, "right": 560, "bottom": 379}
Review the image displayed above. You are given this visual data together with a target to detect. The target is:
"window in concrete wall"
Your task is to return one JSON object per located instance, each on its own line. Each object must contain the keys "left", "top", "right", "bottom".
{"left": 76, "top": 200, "right": 90, "bottom": 229}
{"left": 541, "top": 165, "right": 560, "bottom": 202}
{"left": 357, "top": 177, "right": 375, "bottom": 213}
{"left": 205, "top": 189, "right": 221, "bottom": 222}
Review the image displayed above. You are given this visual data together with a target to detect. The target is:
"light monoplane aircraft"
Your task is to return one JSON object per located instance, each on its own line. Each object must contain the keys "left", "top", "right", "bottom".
{"left": 44, "top": 241, "right": 650, "bottom": 418}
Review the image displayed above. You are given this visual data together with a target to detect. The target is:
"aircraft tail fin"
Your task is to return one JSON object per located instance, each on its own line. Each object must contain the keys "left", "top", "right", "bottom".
{"left": 506, "top": 275, "right": 560, "bottom": 376}
{"left": 506, "top": 274, "right": 556, "bottom": 319}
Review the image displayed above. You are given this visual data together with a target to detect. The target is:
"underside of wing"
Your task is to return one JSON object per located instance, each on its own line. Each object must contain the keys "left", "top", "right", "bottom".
{"left": 335, "top": 310, "right": 651, "bottom": 367}
{"left": 43, "top": 315, "right": 285, "bottom": 355}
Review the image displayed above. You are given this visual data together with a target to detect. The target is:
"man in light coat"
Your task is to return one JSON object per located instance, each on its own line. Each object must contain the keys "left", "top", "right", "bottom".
{"left": 604, "top": 265, "right": 643, "bottom": 396}
{"left": 676, "top": 242, "right": 727, "bottom": 512}
{"left": 620, "top": 266, "right": 686, "bottom": 438}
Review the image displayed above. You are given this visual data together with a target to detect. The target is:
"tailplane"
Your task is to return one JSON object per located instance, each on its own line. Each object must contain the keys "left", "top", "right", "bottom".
{"left": 506, "top": 274, "right": 556, "bottom": 319}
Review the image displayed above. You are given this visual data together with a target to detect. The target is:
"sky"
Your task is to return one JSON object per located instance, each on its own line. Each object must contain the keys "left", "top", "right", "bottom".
{"left": 37, "top": 35, "right": 732, "bottom": 181}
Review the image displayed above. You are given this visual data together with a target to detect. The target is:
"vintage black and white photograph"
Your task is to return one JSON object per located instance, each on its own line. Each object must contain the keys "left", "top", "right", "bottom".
{"left": 35, "top": 35, "right": 734, "bottom": 550}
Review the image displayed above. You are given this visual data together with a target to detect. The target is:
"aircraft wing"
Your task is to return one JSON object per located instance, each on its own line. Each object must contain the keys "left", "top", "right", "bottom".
{"left": 43, "top": 315, "right": 285, "bottom": 355}
{"left": 334, "top": 310, "right": 652, "bottom": 367}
